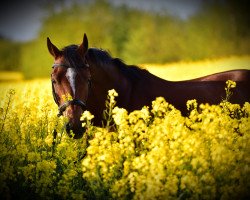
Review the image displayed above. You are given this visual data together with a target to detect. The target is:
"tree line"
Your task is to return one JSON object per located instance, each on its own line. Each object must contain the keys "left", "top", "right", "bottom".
{"left": 0, "top": 0, "right": 249, "bottom": 78}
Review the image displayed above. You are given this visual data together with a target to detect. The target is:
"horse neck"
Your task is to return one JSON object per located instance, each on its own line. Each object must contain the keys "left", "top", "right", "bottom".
{"left": 86, "top": 61, "right": 132, "bottom": 124}
{"left": 126, "top": 71, "right": 172, "bottom": 109}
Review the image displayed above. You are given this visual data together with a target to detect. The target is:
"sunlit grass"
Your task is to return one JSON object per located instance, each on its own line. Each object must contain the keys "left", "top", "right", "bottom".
{"left": 0, "top": 79, "right": 50, "bottom": 98}
{"left": 143, "top": 55, "right": 250, "bottom": 81}
{"left": 0, "top": 71, "right": 23, "bottom": 82}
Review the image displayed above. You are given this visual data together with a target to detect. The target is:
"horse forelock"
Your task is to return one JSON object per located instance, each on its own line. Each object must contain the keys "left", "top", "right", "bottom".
{"left": 62, "top": 45, "right": 84, "bottom": 68}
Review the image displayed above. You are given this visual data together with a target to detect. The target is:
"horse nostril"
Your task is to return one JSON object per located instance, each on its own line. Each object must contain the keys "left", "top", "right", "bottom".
{"left": 65, "top": 122, "right": 72, "bottom": 134}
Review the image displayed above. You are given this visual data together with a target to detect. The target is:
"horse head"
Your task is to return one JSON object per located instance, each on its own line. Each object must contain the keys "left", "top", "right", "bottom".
{"left": 47, "top": 34, "right": 91, "bottom": 139}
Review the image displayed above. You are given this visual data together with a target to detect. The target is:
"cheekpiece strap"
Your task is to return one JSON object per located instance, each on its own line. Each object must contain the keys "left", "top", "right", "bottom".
{"left": 52, "top": 63, "right": 69, "bottom": 68}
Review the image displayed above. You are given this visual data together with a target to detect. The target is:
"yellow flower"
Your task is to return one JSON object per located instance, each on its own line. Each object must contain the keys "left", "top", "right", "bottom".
{"left": 226, "top": 80, "right": 236, "bottom": 89}
{"left": 108, "top": 89, "right": 118, "bottom": 97}
{"left": 45, "top": 134, "right": 54, "bottom": 147}
{"left": 80, "top": 110, "right": 94, "bottom": 121}
{"left": 186, "top": 99, "right": 198, "bottom": 111}
{"left": 112, "top": 107, "right": 128, "bottom": 126}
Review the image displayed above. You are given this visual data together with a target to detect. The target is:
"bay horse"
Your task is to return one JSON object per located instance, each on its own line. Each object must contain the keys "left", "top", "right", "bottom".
{"left": 47, "top": 34, "right": 250, "bottom": 139}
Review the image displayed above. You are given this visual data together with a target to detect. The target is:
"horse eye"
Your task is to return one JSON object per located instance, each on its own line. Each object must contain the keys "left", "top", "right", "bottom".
{"left": 52, "top": 80, "right": 56, "bottom": 84}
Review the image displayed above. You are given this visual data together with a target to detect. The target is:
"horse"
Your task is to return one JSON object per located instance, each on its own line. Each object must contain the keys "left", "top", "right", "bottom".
{"left": 47, "top": 34, "right": 250, "bottom": 139}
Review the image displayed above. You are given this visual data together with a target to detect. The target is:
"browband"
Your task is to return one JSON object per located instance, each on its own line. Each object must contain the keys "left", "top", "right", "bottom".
{"left": 52, "top": 63, "right": 89, "bottom": 68}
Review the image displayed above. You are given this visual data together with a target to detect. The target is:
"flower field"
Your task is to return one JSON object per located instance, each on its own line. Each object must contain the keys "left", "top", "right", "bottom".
{"left": 0, "top": 79, "right": 250, "bottom": 200}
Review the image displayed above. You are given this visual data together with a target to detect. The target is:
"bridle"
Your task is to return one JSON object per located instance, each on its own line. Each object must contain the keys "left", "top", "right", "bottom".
{"left": 51, "top": 63, "right": 91, "bottom": 117}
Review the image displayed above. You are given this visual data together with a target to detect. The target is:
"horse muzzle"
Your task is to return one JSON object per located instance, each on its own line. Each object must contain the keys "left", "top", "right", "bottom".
{"left": 58, "top": 99, "right": 87, "bottom": 139}
{"left": 65, "top": 121, "right": 86, "bottom": 139}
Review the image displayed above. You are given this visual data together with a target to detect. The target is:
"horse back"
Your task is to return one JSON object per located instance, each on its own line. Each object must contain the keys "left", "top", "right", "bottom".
{"left": 164, "top": 80, "right": 250, "bottom": 115}
{"left": 138, "top": 70, "right": 250, "bottom": 115}
{"left": 191, "top": 69, "right": 250, "bottom": 82}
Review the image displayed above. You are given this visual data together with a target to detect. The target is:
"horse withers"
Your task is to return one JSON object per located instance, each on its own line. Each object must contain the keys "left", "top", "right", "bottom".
{"left": 47, "top": 34, "right": 250, "bottom": 138}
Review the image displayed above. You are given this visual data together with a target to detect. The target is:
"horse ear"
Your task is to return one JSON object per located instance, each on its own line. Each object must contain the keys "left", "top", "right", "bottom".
{"left": 47, "top": 37, "right": 61, "bottom": 58}
{"left": 77, "top": 33, "right": 88, "bottom": 57}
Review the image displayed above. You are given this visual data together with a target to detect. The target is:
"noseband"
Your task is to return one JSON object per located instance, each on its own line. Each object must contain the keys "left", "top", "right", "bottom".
{"left": 51, "top": 63, "right": 91, "bottom": 117}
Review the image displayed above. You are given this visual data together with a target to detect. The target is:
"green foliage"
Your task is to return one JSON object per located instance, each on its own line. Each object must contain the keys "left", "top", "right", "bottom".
{"left": 23, "top": 0, "right": 250, "bottom": 78}
{"left": 21, "top": 38, "right": 52, "bottom": 79}
{"left": 0, "top": 39, "right": 20, "bottom": 71}
{"left": 1, "top": 0, "right": 250, "bottom": 78}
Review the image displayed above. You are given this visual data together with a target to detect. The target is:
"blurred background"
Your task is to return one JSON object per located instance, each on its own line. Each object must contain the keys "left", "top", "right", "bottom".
{"left": 0, "top": 0, "right": 249, "bottom": 80}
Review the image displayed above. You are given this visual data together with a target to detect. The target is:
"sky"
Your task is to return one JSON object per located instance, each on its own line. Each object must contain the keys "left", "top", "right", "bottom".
{"left": 0, "top": 0, "right": 46, "bottom": 42}
{"left": 0, "top": 0, "right": 203, "bottom": 42}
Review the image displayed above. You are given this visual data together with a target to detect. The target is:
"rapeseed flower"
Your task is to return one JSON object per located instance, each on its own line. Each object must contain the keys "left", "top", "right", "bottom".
{"left": 0, "top": 82, "right": 249, "bottom": 199}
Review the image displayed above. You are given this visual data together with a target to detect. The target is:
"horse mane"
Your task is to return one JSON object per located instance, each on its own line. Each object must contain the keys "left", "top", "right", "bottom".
{"left": 61, "top": 45, "right": 148, "bottom": 82}
{"left": 86, "top": 48, "right": 148, "bottom": 82}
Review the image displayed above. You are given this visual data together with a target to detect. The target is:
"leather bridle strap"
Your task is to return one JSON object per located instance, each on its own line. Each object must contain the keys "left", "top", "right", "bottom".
{"left": 57, "top": 99, "right": 86, "bottom": 117}
{"left": 52, "top": 63, "right": 69, "bottom": 68}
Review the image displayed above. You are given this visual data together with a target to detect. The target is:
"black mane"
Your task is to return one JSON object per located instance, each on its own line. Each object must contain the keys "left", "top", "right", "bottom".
{"left": 86, "top": 48, "right": 148, "bottom": 82}
{"left": 61, "top": 45, "right": 148, "bottom": 81}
